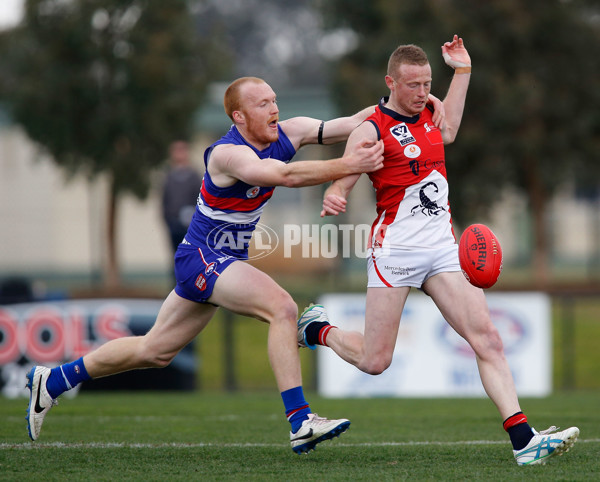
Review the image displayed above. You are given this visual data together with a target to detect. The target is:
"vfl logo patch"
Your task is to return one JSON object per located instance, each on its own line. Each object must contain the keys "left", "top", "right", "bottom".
{"left": 246, "top": 186, "right": 260, "bottom": 198}
{"left": 390, "top": 123, "right": 416, "bottom": 146}
{"left": 205, "top": 262, "right": 216, "bottom": 275}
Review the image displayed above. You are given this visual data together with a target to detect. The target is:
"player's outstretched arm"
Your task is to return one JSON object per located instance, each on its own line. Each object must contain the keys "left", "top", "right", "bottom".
{"left": 320, "top": 120, "right": 378, "bottom": 216}
{"left": 440, "top": 34, "right": 471, "bottom": 145}
{"left": 317, "top": 105, "right": 377, "bottom": 145}
{"left": 280, "top": 105, "right": 376, "bottom": 149}
{"left": 285, "top": 98, "right": 445, "bottom": 148}
{"left": 209, "top": 137, "right": 383, "bottom": 189}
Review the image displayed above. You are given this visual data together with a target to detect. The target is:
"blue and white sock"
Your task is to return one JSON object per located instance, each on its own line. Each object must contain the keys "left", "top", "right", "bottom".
{"left": 45, "top": 357, "right": 91, "bottom": 399}
{"left": 281, "top": 386, "right": 311, "bottom": 433}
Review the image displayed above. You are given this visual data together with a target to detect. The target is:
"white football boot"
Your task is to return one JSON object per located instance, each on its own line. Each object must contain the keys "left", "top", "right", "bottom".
{"left": 26, "top": 366, "right": 58, "bottom": 441}
{"left": 297, "top": 304, "right": 329, "bottom": 350}
{"left": 290, "top": 413, "right": 350, "bottom": 454}
{"left": 514, "top": 425, "right": 579, "bottom": 465}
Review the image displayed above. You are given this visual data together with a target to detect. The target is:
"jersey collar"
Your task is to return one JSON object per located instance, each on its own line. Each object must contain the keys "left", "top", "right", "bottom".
{"left": 378, "top": 96, "right": 421, "bottom": 124}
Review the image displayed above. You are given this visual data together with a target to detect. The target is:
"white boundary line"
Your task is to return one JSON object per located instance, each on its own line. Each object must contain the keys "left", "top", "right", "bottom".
{"left": 1, "top": 439, "right": 599, "bottom": 449}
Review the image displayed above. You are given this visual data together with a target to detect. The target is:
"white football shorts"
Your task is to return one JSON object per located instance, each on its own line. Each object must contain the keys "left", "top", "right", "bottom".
{"left": 367, "top": 244, "right": 460, "bottom": 288}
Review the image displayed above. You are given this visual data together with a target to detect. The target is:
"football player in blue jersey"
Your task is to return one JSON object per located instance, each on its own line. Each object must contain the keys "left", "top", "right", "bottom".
{"left": 28, "top": 76, "right": 426, "bottom": 453}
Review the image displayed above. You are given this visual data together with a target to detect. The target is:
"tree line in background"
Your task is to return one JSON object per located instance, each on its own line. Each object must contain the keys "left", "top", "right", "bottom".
{"left": 0, "top": 0, "right": 598, "bottom": 288}
{"left": 0, "top": 0, "right": 230, "bottom": 288}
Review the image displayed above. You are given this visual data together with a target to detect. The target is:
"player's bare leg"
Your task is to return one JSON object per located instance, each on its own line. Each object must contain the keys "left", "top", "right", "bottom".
{"left": 27, "top": 292, "right": 216, "bottom": 440}
{"left": 208, "top": 261, "right": 302, "bottom": 391}
{"left": 209, "top": 261, "right": 350, "bottom": 453}
{"left": 423, "top": 271, "right": 520, "bottom": 418}
{"left": 83, "top": 291, "right": 217, "bottom": 378}
{"left": 425, "top": 271, "right": 580, "bottom": 464}
{"left": 322, "top": 287, "right": 410, "bottom": 375}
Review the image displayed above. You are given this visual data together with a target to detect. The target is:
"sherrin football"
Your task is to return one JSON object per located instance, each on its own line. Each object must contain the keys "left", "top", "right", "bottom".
{"left": 458, "top": 224, "right": 503, "bottom": 289}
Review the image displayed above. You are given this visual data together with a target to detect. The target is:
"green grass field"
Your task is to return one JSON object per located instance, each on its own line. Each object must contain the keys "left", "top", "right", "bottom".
{"left": 2, "top": 390, "right": 599, "bottom": 481}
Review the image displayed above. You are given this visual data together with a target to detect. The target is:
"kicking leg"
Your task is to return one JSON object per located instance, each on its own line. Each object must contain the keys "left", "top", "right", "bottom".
{"left": 424, "top": 272, "right": 519, "bottom": 418}
{"left": 424, "top": 271, "right": 580, "bottom": 464}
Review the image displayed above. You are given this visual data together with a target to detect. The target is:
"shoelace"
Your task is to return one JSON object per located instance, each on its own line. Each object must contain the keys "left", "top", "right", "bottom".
{"left": 536, "top": 425, "right": 559, "bottom": 435}
{"left": 308, "top": 413, "right": 328, "bottom": 425}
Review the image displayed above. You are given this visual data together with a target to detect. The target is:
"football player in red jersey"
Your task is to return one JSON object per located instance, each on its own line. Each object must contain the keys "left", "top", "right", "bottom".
{"left": 300, "top": 36, "right": 579, "bottom": 465}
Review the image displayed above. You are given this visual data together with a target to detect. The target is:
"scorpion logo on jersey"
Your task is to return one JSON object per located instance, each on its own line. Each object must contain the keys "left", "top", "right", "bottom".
{"left": 411, "top": 182, "right": 447, "bottom": 216}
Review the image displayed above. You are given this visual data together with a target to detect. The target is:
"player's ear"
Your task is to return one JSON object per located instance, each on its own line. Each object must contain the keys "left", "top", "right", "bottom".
{"left": 232, "top": 110, "right": 245, "bottom": 124}
{"left": 385, "top": 75, "right": 395, "bottom": 91}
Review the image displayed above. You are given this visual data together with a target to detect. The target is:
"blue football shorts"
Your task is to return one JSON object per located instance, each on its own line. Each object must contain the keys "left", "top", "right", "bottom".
{"left": 174, "top": 243, "right": 241, "bottom": 303}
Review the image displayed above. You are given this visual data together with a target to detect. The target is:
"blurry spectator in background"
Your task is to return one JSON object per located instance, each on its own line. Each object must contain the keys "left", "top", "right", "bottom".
{"left": 161, "top": 140, "right": 202, "bottom": 254}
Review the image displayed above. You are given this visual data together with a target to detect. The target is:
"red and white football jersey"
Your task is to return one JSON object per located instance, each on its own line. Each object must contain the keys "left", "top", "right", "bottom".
{"left": 366, "top": 97, "right": 456, "bottom": 250}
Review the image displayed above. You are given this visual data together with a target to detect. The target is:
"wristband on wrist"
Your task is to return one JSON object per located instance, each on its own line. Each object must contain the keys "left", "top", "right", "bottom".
{"left": 454, "top": 66, "right": 471, "bottom": 74}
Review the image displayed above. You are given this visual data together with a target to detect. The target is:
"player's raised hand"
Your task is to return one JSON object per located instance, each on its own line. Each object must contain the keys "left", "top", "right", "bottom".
{"left": 442, "top": 35, "right": 471, "bottom": 69}
{"left": 345, "top": 138, "right": 384, "bottom": 173}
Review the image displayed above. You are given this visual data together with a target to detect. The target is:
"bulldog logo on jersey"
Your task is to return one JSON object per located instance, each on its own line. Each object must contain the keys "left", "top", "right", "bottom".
{"left": 390, "top": 123, "right": 416, "bottom": 146}
{"left": 246, "top": 186, "right": 260, "bottom": 198}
